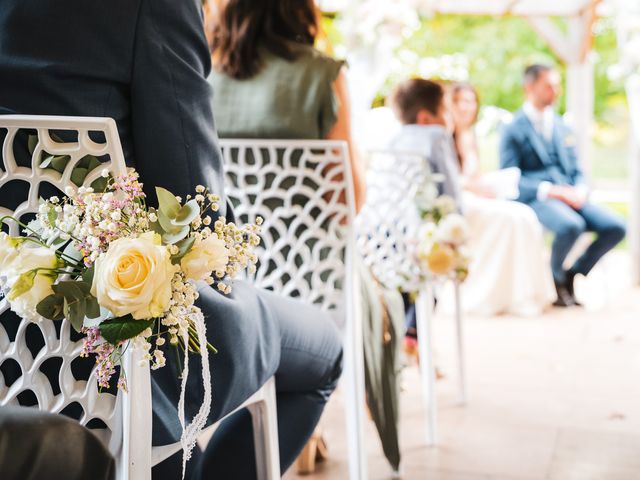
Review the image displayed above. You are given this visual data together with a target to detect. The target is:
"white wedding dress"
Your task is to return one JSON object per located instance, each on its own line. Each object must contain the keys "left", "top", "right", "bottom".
{"left": 444, "top": 153, "right": 556, "bottom": 317}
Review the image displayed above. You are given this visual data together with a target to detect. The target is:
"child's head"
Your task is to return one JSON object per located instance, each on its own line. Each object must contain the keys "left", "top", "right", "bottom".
{"left": 389, "top": 78, "right": 447, "bottom": 126}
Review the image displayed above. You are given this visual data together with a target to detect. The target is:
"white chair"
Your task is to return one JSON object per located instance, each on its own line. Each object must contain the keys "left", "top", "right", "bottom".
{"left": 220, "top": 138, "right": 368, "bottom": 480}
{"left": 0, "top": 115, "right": 279, "bottom": 480}
{"left": 356, "top": 151, "right": 467, "bottom": 447}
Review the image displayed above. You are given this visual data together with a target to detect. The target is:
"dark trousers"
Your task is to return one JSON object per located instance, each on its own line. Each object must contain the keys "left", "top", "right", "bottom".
{"left": 153, "top": 284, "right": 343, "bottom": 480}
{"left": 529, "top": 199, "right": 626, "bottom": 284}
{"left": 0, "top": 406, "right": 116, "bottom": 480}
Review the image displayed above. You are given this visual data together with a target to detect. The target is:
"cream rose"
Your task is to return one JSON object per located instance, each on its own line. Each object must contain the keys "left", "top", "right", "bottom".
{"left": 436, "top": 214, "right": 468, "bottom": 246}
{"left": 181, "top": 234, "right": 229, "bottom": 282}
{"left": 92, "top": 232, "right": 178, "bottom": 319}
{"left": 6, "top": 245, "right": 59, "bottom": 322}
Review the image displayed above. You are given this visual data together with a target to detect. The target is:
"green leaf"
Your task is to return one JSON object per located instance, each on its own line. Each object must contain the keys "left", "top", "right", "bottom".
{"left": 162, "top": 225, "right": 189, "bottom": 244}
{"left": 171, "top": 236, "right": 195, "bottom": 264}
{"left": 71, "top": 167, "right": 89, "bottom": 186}
{"left": 27, "top": 135, "right": 38, "bottom": 155}
{"left": 50, "top": 155, "right": 70, "bottom": 173}
{"left": 64, "top": 295, "right": 85, "bottom": 332}
{"left": 149, "top": 217, "right": 165, "bottom": 236}
{"left": 157, "top": 209, "right": 176, "bottom": 233}
{"left": 99, "top": 316, "right": 155, "bottom": 344}
{"left": 52, "top": 280, "right": 89, "bottom": 301}
{"left": 36, "top": 294, "right": 65, "bottom": 321}
{"left": 174, "top": 199, "right": 200, "bottom": 226}
{"left": 90, "top": 176, "right": 108, "bottom": 193}
{"left": 85, "top": 296, "right": 101, "bottom": 319}
{"left": 156, "top": 187, "right": 181, "bottom": 218}
{"left": 82, "top": 266, "right": 95, "bottom": 287}
{"left": 7, "top": 270, "right": 37, "bottom": 300}
{"left": 47, "top": 208, "right": 57, "bottom": 227}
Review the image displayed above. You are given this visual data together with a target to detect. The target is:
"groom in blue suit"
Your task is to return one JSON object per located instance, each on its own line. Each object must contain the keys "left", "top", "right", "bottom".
{"left": 500, "top": 65, "right": 626, "bottom": 307}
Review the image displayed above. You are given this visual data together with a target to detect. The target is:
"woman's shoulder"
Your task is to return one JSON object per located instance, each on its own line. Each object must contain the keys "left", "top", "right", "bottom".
{"left": 285, "top": 43, "right": 345, "bottom": 79}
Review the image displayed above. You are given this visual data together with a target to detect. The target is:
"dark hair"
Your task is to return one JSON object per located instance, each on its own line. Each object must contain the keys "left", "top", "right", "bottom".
{"left": 523, "top": 64, "right": 552, "bottom": 85}
{"left": 209, "top": 0, "right": 318, "bottom": 80}
{"left": 389, "top": 78, "right": 444, "bottom": 125}
{"left": 451, "top": 82, "right": 480, "bottom": 123}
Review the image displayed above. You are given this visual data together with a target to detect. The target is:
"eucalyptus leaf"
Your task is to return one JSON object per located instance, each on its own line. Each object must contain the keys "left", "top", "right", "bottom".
{"left": 162, "top": 225, "right": 190, "bottom": 244}
{"left": 36, "top": 294, "right": 65, "bottom": 321}
{"left": 50, "top": 155, "right": 70, "bottom": 173}
{"left": 174, "top": 200, "right": 200, "bottom": 226}
{"left": 85, "top": 296, "right": 101, "bottom": 319}
{"left": 156, "top": 187, "right": 181, "bottom": 218}
{"left": 63, "top": 242, "right": 84, "bottom": 263}
{"left": 149, "top": 217, "right": 165, "bottom": 236}
{"left": 99, "top": 316, "right": 155, "bottom": 344}
{"left": 71, "top": 167, "right": 89, "bottom": 186}
{"left": 82, "top": 266, "right": 95, "bottom": 287}
{"left": 27, "top": 135, "right": 38, "bottom": 155}
{"left": 64, "top": 296, "right": 86, "bottom": 332}
{"left": 157, "top": 209, "right": 177, "bottom": 233}
{"left": 171, "top": 236, "right": 195, "bottom": 264}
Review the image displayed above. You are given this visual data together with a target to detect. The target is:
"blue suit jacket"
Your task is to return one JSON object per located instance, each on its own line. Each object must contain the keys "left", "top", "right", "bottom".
{"left": 499, "top": 110, "right": 585, "bottom": 204}
{"left": 0, "top": 0, "right": 281, "bottom": 448}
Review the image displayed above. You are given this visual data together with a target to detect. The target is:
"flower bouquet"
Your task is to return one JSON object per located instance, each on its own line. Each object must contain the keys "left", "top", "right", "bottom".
{"left": 417, "top": 195, "right": 470, "bottom": 283}
{"left": 0, "top": 169, "right": 260, "bottom": 469}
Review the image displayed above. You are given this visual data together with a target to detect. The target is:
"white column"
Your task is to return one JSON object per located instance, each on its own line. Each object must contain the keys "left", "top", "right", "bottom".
{"left": 626, "top": 75, "right": 640, "bottom": 284}
{"left": 565, "top": 57, "right": 595, "bottom": 175}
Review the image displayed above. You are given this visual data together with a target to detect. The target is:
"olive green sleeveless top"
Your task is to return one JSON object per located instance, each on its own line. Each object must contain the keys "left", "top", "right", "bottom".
{"left": 208, "top": 43, "right": 344, "bottom": 140}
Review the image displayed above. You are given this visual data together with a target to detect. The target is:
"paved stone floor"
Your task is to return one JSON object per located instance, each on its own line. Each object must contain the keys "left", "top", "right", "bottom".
{"left": 284, "top": 252, "right": 640, "bottom": 480}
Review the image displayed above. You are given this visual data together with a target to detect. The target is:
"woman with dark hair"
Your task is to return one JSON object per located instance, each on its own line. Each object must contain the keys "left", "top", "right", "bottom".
{"left": 447, "top": 82, "right": 556, "bottom": 317}
{"left": 204, "top": 0, "right": 366, "bottom": 212}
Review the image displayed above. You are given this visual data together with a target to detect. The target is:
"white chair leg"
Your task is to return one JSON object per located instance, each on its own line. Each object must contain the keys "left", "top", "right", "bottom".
{"left": 345, "top": 265, "right": 368, "bottom": 480}
{"left": 247, "top": 377, "right": 280, "bottom": 480}
{"left": 454, "top": 281, "right": 466, "bottom": 406}
{"left": 416, "top": 284, "right": 437, "bottom": 446}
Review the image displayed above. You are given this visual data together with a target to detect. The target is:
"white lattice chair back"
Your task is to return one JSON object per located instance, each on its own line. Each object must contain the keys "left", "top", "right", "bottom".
{"left": 221, "top": 139, "right": 368, "bottom": 480}
{"left": 356, "top": 150, "right": 431, "bottom": 292}
{"left": 0, "top": 115, "right": 149, "bottom": 480}
{"left": 221, "top": 139, "right": 355, "bottom": 313}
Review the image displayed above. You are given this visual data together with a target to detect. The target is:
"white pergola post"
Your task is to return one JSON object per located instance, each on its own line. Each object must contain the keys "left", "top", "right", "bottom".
{"left": 527, "top": 4, "right": 597, "bottom": 171}
{"left": 626, "top": 75, "right": 640, "bottom": 284}
{"left": 566, "top": 57, "right": 595, "bottom": 173}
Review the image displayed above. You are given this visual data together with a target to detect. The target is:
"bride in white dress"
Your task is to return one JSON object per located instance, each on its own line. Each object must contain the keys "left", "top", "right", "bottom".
{"left": 448, "top": 83, "right": 556, "bottom": 316}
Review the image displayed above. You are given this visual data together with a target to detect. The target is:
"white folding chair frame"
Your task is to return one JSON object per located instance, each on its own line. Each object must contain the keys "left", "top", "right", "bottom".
{"left": 357, "top": 150, "right": 467, "bottom": 448}
{"left": 220, "top": 138, "right": 368, "bottom": 480}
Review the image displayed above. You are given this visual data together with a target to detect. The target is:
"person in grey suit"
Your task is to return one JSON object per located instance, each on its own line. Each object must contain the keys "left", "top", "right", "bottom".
{"left": 387, "top": 78, "right": 464, "bottom": 207}
{"left": 500, "top": 64, "right": 626, "bottom": 307}
{"left": 0, "top": 1, "right": 342, "bottom": 479}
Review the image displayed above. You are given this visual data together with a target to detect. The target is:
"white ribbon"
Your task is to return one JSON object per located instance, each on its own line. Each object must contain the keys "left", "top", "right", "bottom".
{"left": 177, "top": 311, "right": 212, "bottom": 479}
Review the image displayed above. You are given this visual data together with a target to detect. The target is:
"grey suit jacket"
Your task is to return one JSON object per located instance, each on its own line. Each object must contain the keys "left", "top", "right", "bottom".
{"left": 0, "top": 0, "right": 280, "bottom": 446}
{"left": 388, "top": 124, "right": 463, "bottom": 208}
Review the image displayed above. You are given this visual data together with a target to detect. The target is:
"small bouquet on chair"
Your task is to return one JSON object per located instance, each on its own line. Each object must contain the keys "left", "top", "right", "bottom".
{"left": 417, "top": 195, "right": 470, "bottom": 283}
{"left": 0, "top": 169, "right": 261, "bottom": 472}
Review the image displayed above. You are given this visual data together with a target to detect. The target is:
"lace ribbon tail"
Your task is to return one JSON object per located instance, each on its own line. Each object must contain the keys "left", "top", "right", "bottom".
{"left": 177, "top": 313, "right": 212, "bottom": 479}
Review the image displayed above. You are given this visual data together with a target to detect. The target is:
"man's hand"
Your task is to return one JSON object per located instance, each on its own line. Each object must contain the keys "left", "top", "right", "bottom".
{"left": 548, "top": 185, "right": 588, "bottom": 210}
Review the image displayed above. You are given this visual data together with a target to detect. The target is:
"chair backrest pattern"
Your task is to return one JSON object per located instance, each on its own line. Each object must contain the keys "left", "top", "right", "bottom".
{"left": 0, "top": 116, "right": 127, "bottom": 451}
{"left": 356, "top": 151, "right": 430, "bottom": 292}
{"left": 221, "top": 139, "right": 354, "bottom": 312}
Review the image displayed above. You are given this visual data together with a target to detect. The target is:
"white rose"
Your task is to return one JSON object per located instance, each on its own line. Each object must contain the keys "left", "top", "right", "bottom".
{"left": 92, "top": 232, "right": 178, "bottom": 319}
{"left": 181, "top": 234, "right": 229, "bottom": 282}
{"left": 436, "top": 214, "right": 469, "bottom": 246}
{"left": 6, "top": 245, "right": 59, "bottom": 322}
